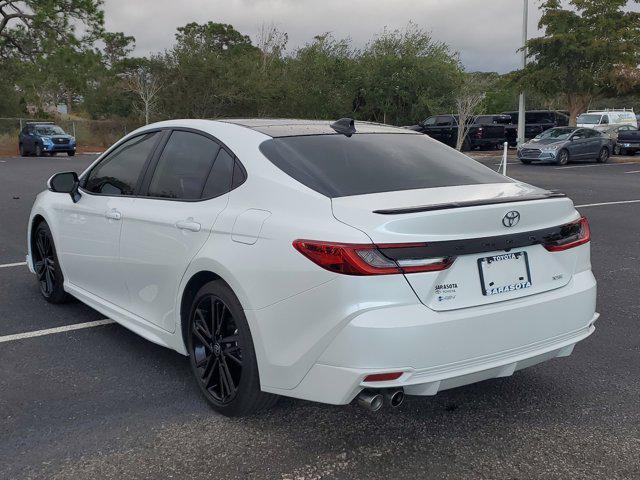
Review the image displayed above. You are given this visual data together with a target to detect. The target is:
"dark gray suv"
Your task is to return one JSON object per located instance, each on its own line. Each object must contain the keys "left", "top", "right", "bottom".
{"left": 517, "top": 127, "right": 610, "bottom": 165}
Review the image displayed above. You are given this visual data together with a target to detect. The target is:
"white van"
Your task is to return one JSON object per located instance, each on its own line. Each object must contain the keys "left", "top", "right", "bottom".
{"left": 577, "top": 109, "right": 638, "bottom": 130}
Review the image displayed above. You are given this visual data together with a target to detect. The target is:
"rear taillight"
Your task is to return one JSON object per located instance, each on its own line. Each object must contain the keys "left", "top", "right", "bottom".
{"left": 292, "top": 240, "right": 454, "bottom": 276}
{"left": 543, "top": 216, "right": 591, "bottom": 252}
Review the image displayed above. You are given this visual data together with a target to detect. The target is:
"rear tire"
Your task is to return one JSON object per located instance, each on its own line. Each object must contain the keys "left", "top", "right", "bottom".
{"left": 597, "top": 147, "right": 609, "bottom": 163}
{"left": 520, "top": 158, "right": 531, "bottom": 165}
{"left": 32, "top": 222, "right": 70, "bottom": 304}
{"left": 187, "top": 280, "right": 278, "bottom": 416}
{"left": 556, "top": 149, "right": 569, "bottom": 165}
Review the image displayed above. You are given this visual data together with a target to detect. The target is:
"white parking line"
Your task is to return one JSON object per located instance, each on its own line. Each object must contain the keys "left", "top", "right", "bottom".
{"left": 0, "top": 319, "right": 115, "bottom": 344}
{"left": 556, "top": 162, "right": 640, "bottom": 170}
{"left": 575, "top": 199, "right": 640, "bottom": 208}
{"left": 0, "top": 261, "right": 27, "bottom": 268}
{"left": 624, "top": 170, "right": 640, "bottom": 174}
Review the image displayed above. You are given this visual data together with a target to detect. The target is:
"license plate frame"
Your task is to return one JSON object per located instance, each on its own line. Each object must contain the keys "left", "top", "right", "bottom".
{"left": 477, "top": 252, "right": 532, "bottom": 296}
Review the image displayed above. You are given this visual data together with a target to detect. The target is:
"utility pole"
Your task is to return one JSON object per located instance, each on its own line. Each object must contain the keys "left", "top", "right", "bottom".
{"left": 517, "top": 0, "right": 528, "bottom": 147}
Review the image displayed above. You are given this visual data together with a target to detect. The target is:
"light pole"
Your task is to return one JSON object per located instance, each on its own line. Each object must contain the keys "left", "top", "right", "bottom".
{"left": 517, "top": 0, "right": 528, "bottom": 147}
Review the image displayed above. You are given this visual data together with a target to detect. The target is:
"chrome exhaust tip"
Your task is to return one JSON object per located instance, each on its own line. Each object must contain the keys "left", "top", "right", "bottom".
{"left": 385, "top": 388, "right": 405, "bottom": 408}
{"left": 357, "top": 390, "right": 384, "bottom": 412}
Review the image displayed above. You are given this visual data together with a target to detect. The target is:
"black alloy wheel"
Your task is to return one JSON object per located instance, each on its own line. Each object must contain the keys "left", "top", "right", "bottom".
{"left": 556, "top": 149, "right": 569, "bottom": 165}
{"left": 597, "top": 147, "right": 609, "bottom": 163}
{"left": 187, "top": 280, "right": 277, "bottom": 416}
{"left": 190, "top": 294, "right": 243, "bottom": 405}
{"left": 32, "top": 222, "right": 68, "bottom": 303}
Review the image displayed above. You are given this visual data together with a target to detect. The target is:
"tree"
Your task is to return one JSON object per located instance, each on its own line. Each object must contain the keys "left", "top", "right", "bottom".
{"left": 125, "top": 64, "right": 161, "bottom": 124}
{"left": 358, "top": 23, "right": 463, "bottom": 125}
{"left": 0, "top": 0, "right": 104, "bottom": 57}
{"left": 455, "top": 73, "right": 493, "bottom": 150}
{"left": 518, "top": 0, "right": 640, "bottom": 125}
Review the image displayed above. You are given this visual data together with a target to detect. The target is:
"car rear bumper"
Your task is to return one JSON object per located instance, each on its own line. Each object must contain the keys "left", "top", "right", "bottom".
{"left": 263, "top": 270, "right": 597, "bottom": 405}
{"left": 471, "top": 138, "right": 504, "bottom": 148}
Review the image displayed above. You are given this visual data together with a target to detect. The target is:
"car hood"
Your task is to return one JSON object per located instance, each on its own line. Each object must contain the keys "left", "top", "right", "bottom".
{"left": 522, "top": 138, "right": 565, "bottom": 148}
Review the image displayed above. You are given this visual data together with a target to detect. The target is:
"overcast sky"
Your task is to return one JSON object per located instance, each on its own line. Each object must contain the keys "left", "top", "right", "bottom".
{"left": 103, "top": 0, "right": 545, "bottom": 73}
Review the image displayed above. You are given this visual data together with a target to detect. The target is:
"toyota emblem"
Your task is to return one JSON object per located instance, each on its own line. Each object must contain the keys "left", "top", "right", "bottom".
{"left": 502, "top": 211, "right": 520, "bottom": 227}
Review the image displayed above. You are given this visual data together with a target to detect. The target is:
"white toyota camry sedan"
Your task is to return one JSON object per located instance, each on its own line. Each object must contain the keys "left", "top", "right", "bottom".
{"left": 27, "top": 118, "right": 598, "bottom": 416}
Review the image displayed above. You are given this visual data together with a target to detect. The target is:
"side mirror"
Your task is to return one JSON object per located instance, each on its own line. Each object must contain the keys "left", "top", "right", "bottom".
{"left": 48, "top": 171, "right": 81, "bottom": 203}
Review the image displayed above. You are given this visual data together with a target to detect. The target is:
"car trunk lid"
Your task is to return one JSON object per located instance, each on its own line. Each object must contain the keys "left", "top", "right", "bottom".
{"left": 332, "top": 182, "right": 580, "bottom": 310}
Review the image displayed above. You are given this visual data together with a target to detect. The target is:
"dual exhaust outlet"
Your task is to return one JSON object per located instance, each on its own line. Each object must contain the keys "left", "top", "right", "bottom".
{"left": 357, "top": 388, "right": 404, "bottom": 412}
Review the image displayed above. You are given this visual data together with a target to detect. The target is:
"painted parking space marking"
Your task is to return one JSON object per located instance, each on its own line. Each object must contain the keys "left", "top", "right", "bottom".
{"left": 556, "top": 162, "right": 640, "bottom": 170}
{"left": 0, "top": 319, "right": 115, "bottom": 344}
{"left": 0, "top": 261, "right": 27, "bottom": 268}
{"left": 575, "top": 199, "right": 640, "bottom": 208}
{"left": 624, "top": 170, "right": 640, "bottom": 174}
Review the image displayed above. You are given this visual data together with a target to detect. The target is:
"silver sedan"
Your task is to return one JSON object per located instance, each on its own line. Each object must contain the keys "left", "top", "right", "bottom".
{"left": 518, "top": 127, "right": 611, "bottom": 165}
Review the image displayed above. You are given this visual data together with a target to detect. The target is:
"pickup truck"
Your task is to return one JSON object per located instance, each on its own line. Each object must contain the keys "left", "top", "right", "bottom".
{"left": 501, "top": 110, "right": 569, "bottom": 146}
{"left": 615, "top": 128, "right": 640, "bottom": 155}
{"left": 406, "top": 114, "right": 506, "bottom": 151}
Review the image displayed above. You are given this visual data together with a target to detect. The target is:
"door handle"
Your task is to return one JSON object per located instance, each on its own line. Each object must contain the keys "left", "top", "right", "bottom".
{"left": 105, "top": 209, "right": 122, "bottom": 221}
{"left": 176, "top": 218, "right": 201, "bottom": 232}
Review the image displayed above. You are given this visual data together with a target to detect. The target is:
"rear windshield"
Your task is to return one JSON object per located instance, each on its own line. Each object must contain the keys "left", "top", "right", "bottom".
{"left": 259, "top": 133, "right": 510, "bottom": 198}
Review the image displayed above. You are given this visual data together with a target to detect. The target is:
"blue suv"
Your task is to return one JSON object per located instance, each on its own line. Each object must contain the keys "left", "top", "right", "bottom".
{"left": 19, "top": 122, "right": 77, "bottom": 157}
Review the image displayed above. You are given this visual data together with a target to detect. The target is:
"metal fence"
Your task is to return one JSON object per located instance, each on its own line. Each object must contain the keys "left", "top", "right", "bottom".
{"left": 0, "top": 117, "right": 143, "bottom": 154}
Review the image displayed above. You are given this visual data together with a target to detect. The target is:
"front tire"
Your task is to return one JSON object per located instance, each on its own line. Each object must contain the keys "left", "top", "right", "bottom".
{"left": 187, "top": 280, "right": 278, "bottom": 416}
{"left": 556, "top": 149, "right": 569, "bottom": 165}
{"left": 32, "top": 222, "right": 69, "bottom": 303}
{"left": 35, "top": 144, "right": 42, "bottom": 157}
{"left": 19, "top": 144, "right": 27, "bottom": 157}
{"left": 597, "top": 147, "right": 609, "bottom": 163}
{"left": 67, "top": 150, "right": 75, "bottom": 157}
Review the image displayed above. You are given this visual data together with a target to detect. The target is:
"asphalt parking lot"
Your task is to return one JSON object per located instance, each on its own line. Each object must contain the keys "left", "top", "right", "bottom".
{"left": 1, "top": 152, "right": 639, "bottom": 480}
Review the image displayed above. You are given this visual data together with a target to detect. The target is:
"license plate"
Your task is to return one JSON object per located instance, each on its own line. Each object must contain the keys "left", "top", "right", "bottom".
{"left": 477, "top": 252, "right": 532, "bottom": 296}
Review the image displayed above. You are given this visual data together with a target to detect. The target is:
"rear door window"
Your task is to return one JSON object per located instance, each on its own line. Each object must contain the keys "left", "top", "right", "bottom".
{"left": 201, "top": 148, "right": 235, "bottom": 199}
{"left": 147, "top": 131, "right": 220, "bottom": 200}
{"left": 259, "top": 133, "right": 510, "bottom": 198}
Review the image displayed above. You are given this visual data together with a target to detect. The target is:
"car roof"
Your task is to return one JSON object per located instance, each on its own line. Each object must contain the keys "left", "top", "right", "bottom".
{"left": 219, "top": 118, "right": 417, "bottom": 138}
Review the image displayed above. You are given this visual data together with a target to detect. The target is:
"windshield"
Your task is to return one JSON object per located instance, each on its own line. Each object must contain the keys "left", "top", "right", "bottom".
{"left": 35, "top": 125, "right": 66, "bottom": 135}
{"left": 535, "top": 128, "right": 575, "bottom": 140}
{"left": 259, "top": 133, "right": 510, "bottom": 198}
{"left": 577, "top": 114, "right": 601, "bottom": 125}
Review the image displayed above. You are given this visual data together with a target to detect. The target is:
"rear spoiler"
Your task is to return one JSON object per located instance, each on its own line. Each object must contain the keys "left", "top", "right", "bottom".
{"left": 373, "top": 192, "right": 566, "bottom": 215}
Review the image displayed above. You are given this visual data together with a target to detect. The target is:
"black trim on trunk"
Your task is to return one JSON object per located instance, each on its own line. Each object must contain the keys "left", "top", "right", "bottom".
{"left": 373, "top": 192, "right": 566, "bottom": 215}
{"left": 378, "top": 219, "right": 580, "bottom": 260}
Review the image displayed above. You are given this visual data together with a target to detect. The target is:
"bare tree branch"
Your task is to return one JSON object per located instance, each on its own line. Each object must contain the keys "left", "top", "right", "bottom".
{"left": 125, "top": 66, "right": 161, "bottom": 124}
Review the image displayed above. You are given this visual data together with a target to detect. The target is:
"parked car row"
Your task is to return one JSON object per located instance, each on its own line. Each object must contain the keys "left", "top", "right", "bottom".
{"left": 407, "top": 110, "right": 570, "bottom": 151}
{"left": 410, "top": 108, "right": 638, "bottom": 164}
